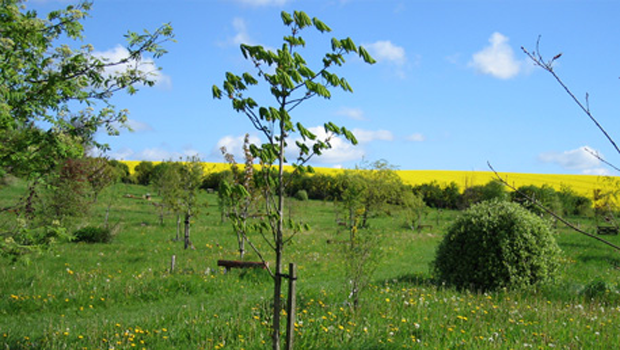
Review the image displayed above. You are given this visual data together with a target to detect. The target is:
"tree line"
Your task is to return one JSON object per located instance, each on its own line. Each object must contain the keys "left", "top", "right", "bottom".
{"left": 128, "top": 158, "right": 596, "bottom": 218}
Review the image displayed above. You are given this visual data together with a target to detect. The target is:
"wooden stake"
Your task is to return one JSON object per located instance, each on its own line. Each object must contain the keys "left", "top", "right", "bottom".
{"left": 285, "top": 263, "right": 297, "bottom": 350}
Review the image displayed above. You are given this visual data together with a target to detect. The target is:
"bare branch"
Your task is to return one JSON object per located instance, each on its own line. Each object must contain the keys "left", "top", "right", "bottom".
{"left": 522, "top": 39, "right": 620, "bottom": 159}
{"left": 583, "top": 147, "right": 620, "bottom": 173}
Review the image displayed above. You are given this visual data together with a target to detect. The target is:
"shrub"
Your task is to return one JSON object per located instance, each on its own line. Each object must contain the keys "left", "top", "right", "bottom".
{"left": 432, "top": 200, "right": 561, "bottom": 291}
{"left": 294, "top": 189, "right": 309, "bottom": 201}
{"left": 73, "top": 225, "right": 115, "bottom": 243}
{"left": 581, "top": 280, "right": 620, "bottom": 304}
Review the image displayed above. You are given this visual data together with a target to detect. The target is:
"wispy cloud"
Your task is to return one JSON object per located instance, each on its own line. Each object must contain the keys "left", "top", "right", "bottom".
{"left": 93, "top": 45, "right": 172, "bottom": 88}
{"left": 406, "top": 133, "right": 425, "bottom": 142}
{"left": 126, "top": 119, "right": 153, "bottom": 132}
{"left": 469, "top": 32, "right": 523, "bottom": 79}
{"left": 352, "top": 129, "right": 394, "bottom": 143}
{"left": 538, "top": 146, "right": 608, "bottom": 174}
{"left": 335, "top": 107, "right": 366, "bottom": 121}
{"left": 231, "top": 17, "right": 254, "bottom": 46}
{"left": 109, "top": 147, "right": 202, "bottom": 162}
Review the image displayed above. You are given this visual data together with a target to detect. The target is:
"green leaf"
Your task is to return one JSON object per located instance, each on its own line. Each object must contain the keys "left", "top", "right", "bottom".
{"left": 242, "top": 72, "right": 258, "bottom": 85}
{"left": 281, "top": 11, "right": 293, "bottom": 25}
{"left": 341, "top": 37, "right": 358, "bottom": 54}
{"left": 298, "top": 65, "right": 315, "bottom": 79}
{"left": 339, "top": 77, "right": 353, "bottom": 92}
{"left": 293, "top": 11, "right": 312, "bottom": 28}
{"left": 358, "top": 46, "right": 377, "bottom": 64}
{"left": 331, "top": 38, "right": 342, "bottom": 51}
{"left": 312, "top": 18, "right": 332, "bottom": 33}
{"left": 212, "top": 85, "right": 222, "bottom": 99}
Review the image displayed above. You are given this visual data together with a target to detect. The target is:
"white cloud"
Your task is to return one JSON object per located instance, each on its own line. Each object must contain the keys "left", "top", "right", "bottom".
{"left": 304, "top": 127, "right": 364, "bottom": 163}
{"left": 469, "top": 32, "right": 522, "bottom": 79}
{"left": 213, "top": 134, "right": 261, "bottom": 161}
{"left": 290, "top": 126, "right": 364, "bottom": 164}
{"left": 233, "top": 0, "right": 289, "bottom": 6}
{"left": 335, "top": 107, "right": 365, "bottom": 121}
{"left": 538, "top": 146, "right": 608, "bottom": 174}
{"left": 93, "top": 45, "right": 172, "bottom": 89}
{"left": 365, "top": 40, "right": 407, "bottom": 66}
{"left": 407, "top": 133, "right": 425, "bottom": 142}
{"left": 351, "top": 129, "right": 394, "bottom": 143}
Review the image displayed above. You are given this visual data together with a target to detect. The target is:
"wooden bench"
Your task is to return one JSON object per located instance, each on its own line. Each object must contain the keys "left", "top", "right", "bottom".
{"left": 217, "top": 260, "right": 268, "bottom": 272}
{"left": 597, "top": 226, "right": 619, "bottom": 236}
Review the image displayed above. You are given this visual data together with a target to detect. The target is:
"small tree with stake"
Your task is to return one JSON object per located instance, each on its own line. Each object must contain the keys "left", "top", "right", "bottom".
{"left": 213, "top": 11, "right": 375, "bottom": 350}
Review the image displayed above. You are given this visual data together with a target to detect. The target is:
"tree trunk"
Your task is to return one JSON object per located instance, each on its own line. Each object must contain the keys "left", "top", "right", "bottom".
{"left": 184, "top": 211, "right": 193, "bottom": 250}
{"left": 271, "top": 113, "right": 287, "bottom": 350}
{"left": 237, "top": 231, "right": 245, "bottom": 259}
{"left": 104, "top": 203, "right": 111, "bottom": 228}
{"left": 175, "top": 213, "right": 181, "bottom": 241}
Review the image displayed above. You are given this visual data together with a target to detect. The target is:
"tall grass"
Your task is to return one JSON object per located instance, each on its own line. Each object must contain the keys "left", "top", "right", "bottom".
{"left": 1, "top": 182, "right": 620, "bottom": 349}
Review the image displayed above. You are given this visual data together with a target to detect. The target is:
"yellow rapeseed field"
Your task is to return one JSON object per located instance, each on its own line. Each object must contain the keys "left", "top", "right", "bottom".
{"left": 122, "top": 161, "right": 618, "bottom": 201}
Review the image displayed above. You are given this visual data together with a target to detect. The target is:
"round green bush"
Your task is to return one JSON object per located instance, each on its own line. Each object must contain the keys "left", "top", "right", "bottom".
{"left": 294, "top": 189, "right": 309, "bottom": 201}
{"left": 73, "top": 226, "right": 114, "bottom": 243}
{"left": 432, "top": 200, "right": 561, "bottom": 291}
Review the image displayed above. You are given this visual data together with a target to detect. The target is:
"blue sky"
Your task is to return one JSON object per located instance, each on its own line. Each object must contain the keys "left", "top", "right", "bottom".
{"left": 29, "top": 0, "right": 620, "bottom": 175}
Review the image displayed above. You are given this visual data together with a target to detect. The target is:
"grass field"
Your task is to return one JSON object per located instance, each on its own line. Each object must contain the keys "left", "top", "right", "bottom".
{"left": 2, "top": 180, "right": 620, "bottom": 349}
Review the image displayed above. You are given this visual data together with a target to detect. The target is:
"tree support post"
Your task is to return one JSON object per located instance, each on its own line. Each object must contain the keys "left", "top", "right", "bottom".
{"left": 285, "top": 263, "right": 297, "bottom": 350}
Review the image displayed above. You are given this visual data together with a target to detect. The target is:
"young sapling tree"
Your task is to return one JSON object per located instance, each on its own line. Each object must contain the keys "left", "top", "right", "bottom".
{"left": 213, "top": 10, "right": 375, "bottom": 350}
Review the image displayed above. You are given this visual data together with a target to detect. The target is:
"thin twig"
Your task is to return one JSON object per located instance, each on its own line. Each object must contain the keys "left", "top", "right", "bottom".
{"left": 522, "top": 40, "right": 620, "bottom": 158}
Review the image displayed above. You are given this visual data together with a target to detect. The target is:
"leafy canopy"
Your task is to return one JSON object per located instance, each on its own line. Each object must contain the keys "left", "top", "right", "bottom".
{"left": 213, "top": 10, "right": 375, "bottom": 172}
{"left": 0, "top": 0, "right": 174, "bottom": 178}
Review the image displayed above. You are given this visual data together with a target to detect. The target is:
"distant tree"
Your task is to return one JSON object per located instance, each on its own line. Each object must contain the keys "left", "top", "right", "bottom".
{"left": 83, "top": 158, "right": 117, "bottom": 203}
{"left": 41, "top": 159, "right": 92, "bottom": 224}
{"left": 107, "top": 160, "right": 131, "bottom": 183}
{"left": 460, "top": 180, "right": 508, "bottom": 209}
{"left": 177, "top": 156, "right": 205, "bottom": 250}
{"left": 413, "top": 181, "right": 461, "bottom": 210}
{"left": 402, "top": 190, "right": 427, "bottom": 230}
{"left": 213, "top": 10, "right": 375, "bottom": 350}
{"left": 512, "top": 184, "right": 562, "bottom": 217}
{"left": 338, "top": 160, "right": 403, "bottom": 229}
{"left": 134, "top": 161, "right": 155, "bottom": 186}
{"left": 152, "top": 160, "right": 181, "bottom": 229}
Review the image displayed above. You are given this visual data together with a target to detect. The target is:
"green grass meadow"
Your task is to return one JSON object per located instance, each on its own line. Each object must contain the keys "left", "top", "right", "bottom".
{"left": 2, "top": 182, "right": 620, "bottom": 349}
